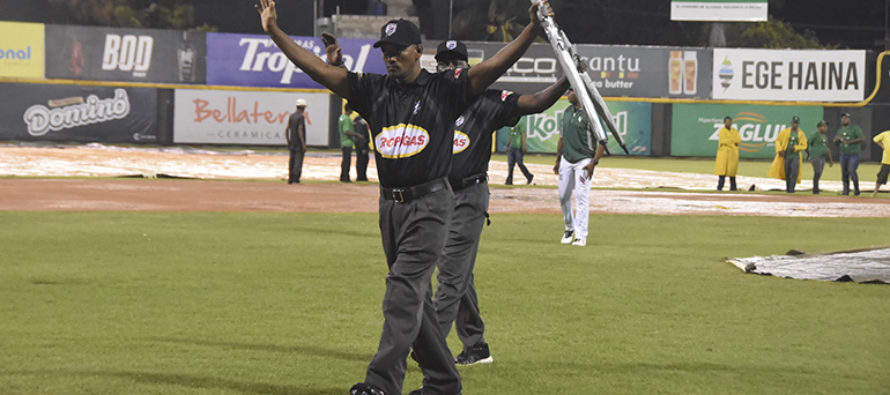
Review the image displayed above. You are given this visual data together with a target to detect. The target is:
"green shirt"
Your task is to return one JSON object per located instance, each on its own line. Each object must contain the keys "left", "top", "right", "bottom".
{"left": 808, "top": 131, "right": 829, "bottom": 160}
{"left": 338, "top": 114, "right": 354, "bottom": 148}
{"left": 508, "top": 118, "right": 525, "bottom": 149}
{"left": 786, "top": 131, "right": 801, "bottom": 160}
{"left": 836, "top": 124, "right": 863, "bottom": 155}
{"left": 560, "top": 105, "right": 595, "bottom": 163}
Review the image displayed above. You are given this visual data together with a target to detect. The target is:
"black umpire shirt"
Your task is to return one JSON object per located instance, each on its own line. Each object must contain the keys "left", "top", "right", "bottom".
{"left": 450, "top": 89, "right": 522, "bottom": 185}
{"left": 347, "top": 69, "right": 470, "bottom": 188}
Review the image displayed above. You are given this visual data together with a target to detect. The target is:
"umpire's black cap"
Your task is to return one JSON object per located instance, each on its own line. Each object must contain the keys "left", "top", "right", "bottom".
{"left": 435, "top": 40, "right": 468, "bottom": 62}
{"left": 373, "top": 19, "right": 421, "bottom": 48}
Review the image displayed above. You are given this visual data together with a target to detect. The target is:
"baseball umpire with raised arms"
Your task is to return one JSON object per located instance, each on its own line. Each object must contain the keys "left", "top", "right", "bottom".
{"left": 254, "top": 1, "right": 553, "bottom": 394}
{"left": 429, "top": 39, "right": 573, "bottom": 368}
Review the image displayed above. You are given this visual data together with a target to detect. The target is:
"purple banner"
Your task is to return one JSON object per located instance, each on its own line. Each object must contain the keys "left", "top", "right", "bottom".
{"left": 206, "top": 32, "right": 386, "bottom": 89}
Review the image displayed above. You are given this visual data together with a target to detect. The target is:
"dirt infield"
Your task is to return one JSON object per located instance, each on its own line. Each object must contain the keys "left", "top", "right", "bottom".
{"left": 1, "top": 144, "right": 888, "bottom": 217}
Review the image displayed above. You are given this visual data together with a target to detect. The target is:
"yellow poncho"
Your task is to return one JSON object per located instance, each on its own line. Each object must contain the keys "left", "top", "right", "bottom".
{"left": 714, "top": 127, "right": 741, "bottom": 176}
{"left": 768, "top": 127, "right": 807, "bottom": 184}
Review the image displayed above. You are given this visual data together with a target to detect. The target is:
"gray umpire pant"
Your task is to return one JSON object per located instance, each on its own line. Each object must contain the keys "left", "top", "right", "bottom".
{"left": 434, "top": 180, "right": 490, "bottom": 353}
{"left": 367, "top": 185, "right": 461, "bottom": 395}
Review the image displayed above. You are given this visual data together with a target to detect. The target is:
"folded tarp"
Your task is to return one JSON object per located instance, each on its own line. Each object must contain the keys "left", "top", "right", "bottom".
{"left": 727, "top": 247, "right": 890, "bottom": 284}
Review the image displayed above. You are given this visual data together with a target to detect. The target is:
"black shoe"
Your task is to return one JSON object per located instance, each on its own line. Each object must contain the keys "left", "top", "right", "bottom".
{"left": 526, "top": 174, "right": 534, "bottom": 184}
{"left": 350, "top": 382, "right": 386, "bottom": 395}
{"left": 560, "top": 230, "right": 574, "bottom": 245}
{"left": 854, "top": 190, "right": 861, "bottom": 196}
{"left": 455, "top": 343, "right": 493, "bottom": 365}
{"left": 505, "top": 181, "right": 513, "bottom": 185}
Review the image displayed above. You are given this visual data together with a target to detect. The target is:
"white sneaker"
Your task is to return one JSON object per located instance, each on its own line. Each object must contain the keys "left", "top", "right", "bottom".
{"left": 560, "top": 230, "right": 574, "bottom": 244}
{"left": 571, "top": 238, "right": 586, "bottom": 247}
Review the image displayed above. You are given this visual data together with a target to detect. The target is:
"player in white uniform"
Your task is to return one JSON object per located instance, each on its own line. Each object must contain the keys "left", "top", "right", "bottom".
{"left": 553, "top": 88, "right": 605, "bottom": 247}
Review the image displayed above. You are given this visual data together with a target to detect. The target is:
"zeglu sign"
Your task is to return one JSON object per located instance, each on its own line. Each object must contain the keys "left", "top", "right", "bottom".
{"left": 671, "top": 103, "right": 824, "bottom": 158}
{"left": 713, "top": 49, "right": 866, "bottom": 102}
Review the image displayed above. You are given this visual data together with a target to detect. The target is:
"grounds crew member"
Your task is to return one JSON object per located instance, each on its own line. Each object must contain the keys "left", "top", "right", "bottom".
{"left": 254, "top": 1, "right": 553, "bottom": 394}
{"left": 769, "top": 116, "right": 807, "bottom": 193}
{"left": 713, "top": 115, "right": 741, "bottom": 191}
{"left": 505, "top": 117, "right": 534, "bottom": 185}
{"left": 807, "top": 120, "right": 833, "bottom": 194}
{"left": 554, "top": 87, "right": 606, "bottom": 247}
{"left": 338, "top": 104, "right": 364, "bottom": 182}
{"left": 872, "top": 129, "right": 890, "bottom": 197}
{"left": 429, "top": 40, "right": 571, "bottom": 369}
{"left": 834, "top": 112, "right": 865, "bottom": 196}
{"left": 353, "top": 112, "right": 372, "bottom": 181}
{"left": 285, "top": 98, "right": 307, "bottom": 184}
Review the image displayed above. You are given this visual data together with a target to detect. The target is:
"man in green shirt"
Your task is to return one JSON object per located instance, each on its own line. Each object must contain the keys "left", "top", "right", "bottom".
{"left": 338, "top": 104, "right": 362, "bottom": 182}
{"left": 806, "top": 120, "right": 833, "bottom": 194}
{"left": 505, "top": 118, "right": 534, "bottom": 185}
{"left": 834, "top": 112, "right": 865, "bottom": 195}
{"left": 553, "top": 88, "right": 605, "bottom": 247}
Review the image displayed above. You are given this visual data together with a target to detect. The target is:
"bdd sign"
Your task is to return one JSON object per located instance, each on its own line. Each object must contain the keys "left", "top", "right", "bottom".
{"left": 102, "top": 34, "right": 154, "bottom": 76}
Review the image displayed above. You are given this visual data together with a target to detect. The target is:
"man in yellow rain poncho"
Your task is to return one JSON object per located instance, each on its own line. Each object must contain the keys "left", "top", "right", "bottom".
{"left": 714, "top": 115, "right": 741, "bottom": 191}
{"left": 769, "top": 116, "right": 808, "bottom": 193}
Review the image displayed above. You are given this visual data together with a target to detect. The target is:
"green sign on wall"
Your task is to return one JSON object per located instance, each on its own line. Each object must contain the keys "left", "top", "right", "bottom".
{"left": 500, "top": 100, "right": 652, "bottom": 156}
{"left": 671, "top": 103, "right": 824, "bottom": 159}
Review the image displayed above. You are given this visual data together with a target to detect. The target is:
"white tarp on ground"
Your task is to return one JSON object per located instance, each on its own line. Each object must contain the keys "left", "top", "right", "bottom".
{"left": 727, "top": 247, "right": 890, "bottom": 284}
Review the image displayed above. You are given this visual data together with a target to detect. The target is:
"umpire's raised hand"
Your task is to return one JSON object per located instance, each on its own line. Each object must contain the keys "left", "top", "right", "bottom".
{"left": 322, "top": 32, "right": 344, "bottom": 67}
{"left": 254, "top": 0, "right": 278, "bottom": 34}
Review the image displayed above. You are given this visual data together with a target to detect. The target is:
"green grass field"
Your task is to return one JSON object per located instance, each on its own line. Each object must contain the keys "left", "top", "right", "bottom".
{"left": 1, "top": 211, "right": 888, "bottom": 394}
{"left": 510, "top": 154, "right": 884, "bottom": 184}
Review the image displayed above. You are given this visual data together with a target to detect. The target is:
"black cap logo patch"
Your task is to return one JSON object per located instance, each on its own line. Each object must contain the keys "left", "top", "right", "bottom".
{"left": 446, "top": 40, "right": 457, "bottom": 50}
{"left": 385, "top": 23, "right": 397, "bottom": 37}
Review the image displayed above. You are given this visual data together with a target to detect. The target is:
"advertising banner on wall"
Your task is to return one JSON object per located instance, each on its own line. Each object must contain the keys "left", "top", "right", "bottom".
{"left": 671, "top": 103, "right": 824, "bottom": 158}
{"left": 173, "top": 89, "right": 331, "bottom": 146}
{"left": 576, "top": 46, "right": 712, "bottom": 99}
{"left": 444, "top": 41, "right": 711, "bottom": 99}
{"left": 671, "top": 0, "right": 768, "bottom": 22}
{"left": 0, "top": 21, "right": 45, "bottom": 78}
{"left": 205, "top": 33, "right": 385, "bottom": 89}
{"left": 712, "top": 48, "right": 866, "bottom": 102}
{"left": 45, "top": 25, "right": 206, "bottom": 84}
{"left": 0, "top": 83, "right": 158, "bottom": 143}
{"left": 507, "top": 99, "right": 651, "bottom": 155}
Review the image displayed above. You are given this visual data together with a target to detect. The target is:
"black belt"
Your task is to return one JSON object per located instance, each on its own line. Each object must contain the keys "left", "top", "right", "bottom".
{"left": 451, "top": 173, "right": 488, "bottom": 191}
{"left": 381, "top": 177, "right": 449, "bottom": 203}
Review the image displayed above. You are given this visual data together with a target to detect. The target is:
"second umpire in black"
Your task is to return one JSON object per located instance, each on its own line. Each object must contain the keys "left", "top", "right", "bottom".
{"left": 430, "top": 40, "right": 571, "bottom": 367}
{"left": 254, "top": 1, "right": 552, "bottom": 394}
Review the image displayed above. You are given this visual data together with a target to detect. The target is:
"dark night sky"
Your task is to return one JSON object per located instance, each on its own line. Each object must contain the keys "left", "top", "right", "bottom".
{"left": 0, "top": 0, "right": 886, "bottom": 50}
